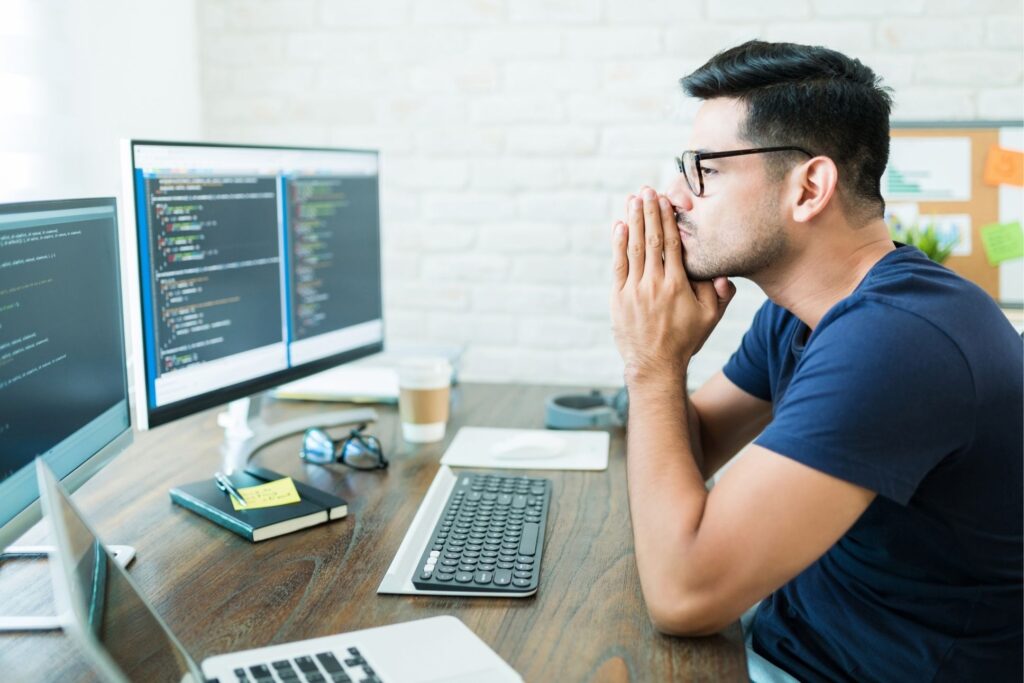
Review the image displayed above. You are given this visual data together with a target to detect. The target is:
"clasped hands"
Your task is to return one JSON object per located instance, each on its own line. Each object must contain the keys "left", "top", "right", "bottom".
{"left": 609, "top": 187, "right": 735, "bottom": 385}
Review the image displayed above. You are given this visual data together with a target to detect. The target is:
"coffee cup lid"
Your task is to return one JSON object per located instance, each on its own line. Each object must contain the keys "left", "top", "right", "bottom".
{"left": 398, "top": 357, "right": 452, "bottom": 389}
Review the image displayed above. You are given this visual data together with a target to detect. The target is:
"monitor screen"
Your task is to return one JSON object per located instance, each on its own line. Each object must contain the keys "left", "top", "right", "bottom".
{"left": 124, "top": 141, "right": 384, "bottom": 429}
{"left": 0, "top": 198, "right": 132, "bottom": 550}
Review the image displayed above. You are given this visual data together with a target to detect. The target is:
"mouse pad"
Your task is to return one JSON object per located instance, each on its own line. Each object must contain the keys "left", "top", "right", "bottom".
{"left": 440, "top": 427, "right": 609, "bottom": 471}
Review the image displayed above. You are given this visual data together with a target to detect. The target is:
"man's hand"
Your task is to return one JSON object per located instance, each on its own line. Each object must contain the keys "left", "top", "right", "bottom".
{"left": 609, "top": 186, "right": 735, "bottom": 385}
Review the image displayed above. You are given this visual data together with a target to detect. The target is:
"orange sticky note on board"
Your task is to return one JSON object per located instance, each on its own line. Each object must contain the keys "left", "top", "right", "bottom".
{"left": 983, "top": 146, "right": 1024, "bottom": 187}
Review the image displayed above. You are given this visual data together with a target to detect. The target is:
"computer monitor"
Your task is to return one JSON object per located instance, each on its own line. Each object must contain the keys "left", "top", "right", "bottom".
{"left": 0, "top": 198, "right": 132, "bottom": 554}
{"left": 121, "top": 141, "right": 384, "bottom": 466}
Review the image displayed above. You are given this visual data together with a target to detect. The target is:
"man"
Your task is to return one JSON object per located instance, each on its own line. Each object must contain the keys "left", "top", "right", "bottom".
{"left": 609, "top": 40, "right": 1023, "bottom": 682}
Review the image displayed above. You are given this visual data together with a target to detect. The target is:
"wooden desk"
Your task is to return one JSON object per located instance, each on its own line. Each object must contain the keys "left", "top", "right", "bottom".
{"left": 0, "top": 383, "right": 746, "bottom": 682}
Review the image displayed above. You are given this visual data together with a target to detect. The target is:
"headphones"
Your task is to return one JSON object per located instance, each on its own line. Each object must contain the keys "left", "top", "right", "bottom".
{"left": 544, "top": 387, "right": 628, "bottom": 430}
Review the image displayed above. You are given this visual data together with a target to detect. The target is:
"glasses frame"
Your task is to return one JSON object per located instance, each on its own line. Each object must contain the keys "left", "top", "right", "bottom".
{"left": 675, "top": 146, "right": 814, "bottom": 198}
{"left": 300, "top": 423, "right": 389, "bottom": 470}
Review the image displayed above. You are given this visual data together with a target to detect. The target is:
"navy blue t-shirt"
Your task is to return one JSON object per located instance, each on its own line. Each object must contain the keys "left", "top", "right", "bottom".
{"left": 722, "top": 246, "right": 1023, "bottom": 682}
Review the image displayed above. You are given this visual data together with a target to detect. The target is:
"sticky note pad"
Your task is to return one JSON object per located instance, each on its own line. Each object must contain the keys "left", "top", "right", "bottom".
{"left": 980, "top": 221, "right": 1024, "bottom": 266}
{"left": 983, "top": 146, "right": 1024, "bottom": 187}
{"left": 232, "top": 477, "right": 301, "bottom": 510}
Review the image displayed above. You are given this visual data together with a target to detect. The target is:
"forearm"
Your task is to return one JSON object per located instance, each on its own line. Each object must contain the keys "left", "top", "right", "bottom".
{"left": 626, "top": 373, "right": 710, "bottom": 615}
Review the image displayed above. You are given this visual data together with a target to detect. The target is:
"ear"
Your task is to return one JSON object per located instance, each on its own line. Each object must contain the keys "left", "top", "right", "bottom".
{"left": 789, "top": 156, "right": 839, "bottom": 224}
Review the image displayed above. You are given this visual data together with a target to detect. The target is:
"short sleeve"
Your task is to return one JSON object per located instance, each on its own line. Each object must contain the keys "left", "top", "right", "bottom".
{"left": 754, "top": 302, "right": 975, "bottom": 505}
{"left": 722, "top": 301, "right": 774, "bottom": 401}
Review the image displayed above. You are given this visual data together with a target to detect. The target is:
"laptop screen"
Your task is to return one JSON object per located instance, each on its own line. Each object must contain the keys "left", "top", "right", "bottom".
{"left": 37, "top": 459, "right": 202, "bottom": 683}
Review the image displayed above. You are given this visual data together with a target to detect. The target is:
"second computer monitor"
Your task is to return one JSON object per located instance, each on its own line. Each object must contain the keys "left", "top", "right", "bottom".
{"left": 123, "top": 141, "right": 384, "bottom": 430}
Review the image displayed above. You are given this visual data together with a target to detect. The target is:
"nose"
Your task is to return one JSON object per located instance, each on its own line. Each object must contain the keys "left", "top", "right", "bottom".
{"left": 666, "top": 172, "right": 695, "bottom": 214}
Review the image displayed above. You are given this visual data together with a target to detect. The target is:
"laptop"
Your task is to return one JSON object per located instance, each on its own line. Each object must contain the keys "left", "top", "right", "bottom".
{"left": 35, "top": 459, "right": 522, "bottom": 683}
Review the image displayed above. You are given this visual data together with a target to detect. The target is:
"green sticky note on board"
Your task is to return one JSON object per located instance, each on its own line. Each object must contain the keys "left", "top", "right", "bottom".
{"left": 980, "top": 221, "right": 1024, "bottom": 265}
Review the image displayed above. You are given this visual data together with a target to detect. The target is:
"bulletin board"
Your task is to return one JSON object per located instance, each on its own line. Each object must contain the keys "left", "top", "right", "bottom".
{"left": 882, "top": 121, "right": 1024, "bottom": 304}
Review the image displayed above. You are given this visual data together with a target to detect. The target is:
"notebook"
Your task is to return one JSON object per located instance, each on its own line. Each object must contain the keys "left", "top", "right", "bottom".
{"left": 170, "top": 467, "right": 347, "bottom": 542}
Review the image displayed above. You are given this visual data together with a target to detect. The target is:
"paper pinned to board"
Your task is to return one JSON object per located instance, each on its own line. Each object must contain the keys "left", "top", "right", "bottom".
{"left": 980, "top": 221, "right": 1024, "bottom": 265}
{"left": 440, "top": 427, "right": 609, "bottom": 471}
{"left": 883, "top": 137, "right": 971, "bottom": 201}
{"left": 983, "top": 145, "right": 1024, "bottom": 187}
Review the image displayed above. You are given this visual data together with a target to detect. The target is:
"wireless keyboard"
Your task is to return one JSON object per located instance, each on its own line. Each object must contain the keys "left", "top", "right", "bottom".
{"left": 411, "top": 473, "right": 550, "bottom": 595}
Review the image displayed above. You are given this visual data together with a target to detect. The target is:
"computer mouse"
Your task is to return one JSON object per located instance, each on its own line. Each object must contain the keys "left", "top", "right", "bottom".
{"left": 490, "top": 433, "right": 566, "bottom": 459}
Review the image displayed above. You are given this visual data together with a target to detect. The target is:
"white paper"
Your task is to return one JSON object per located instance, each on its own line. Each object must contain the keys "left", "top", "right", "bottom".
{"left": 882, "top": 137, "right": 972, "bottom": 201}
{"left": 440, "top": 427, "right": 609, "bottom": 471}
{"left": 884, "top": 202, "right": 919, "bottom": 228}
{"left": 929, "top": 213, "right": 972, "bottom": 256}
{"left": 273, "top": 366, "right": 399, "bottom": 403}
{"left": 998, "top": 126, "right": 1024, "bottom": 304}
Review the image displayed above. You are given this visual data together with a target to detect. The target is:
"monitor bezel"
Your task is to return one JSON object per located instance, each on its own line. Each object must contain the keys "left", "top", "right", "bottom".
{"left": 0, "top": 197, "right": 133, "bottom": 550}
{"left": 121, "top": 140, "right": 386, "bottom": 430}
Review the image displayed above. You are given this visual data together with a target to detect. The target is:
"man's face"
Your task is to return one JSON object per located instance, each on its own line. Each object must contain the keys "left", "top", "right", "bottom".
{"left": 666, "top": 98, "right": 789, "bottom": 281}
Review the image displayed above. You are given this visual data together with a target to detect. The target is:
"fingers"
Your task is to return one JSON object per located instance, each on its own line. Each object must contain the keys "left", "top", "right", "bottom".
{"left": 642, "top": 188, "right": 664, "bottom": 277}
{"left": 626, "top": 196, "right": 645, "bottom": 283}
{"left": 713, "top": 277, "right": 736, "bottom": 305}
{"left": 691, "top": 277, "right": 737, "bottom": 321}
{"left": 611, "top": 221, "right": 628, "bottom": 290}
{"left": 658, "top": 195, "right": 684, "bottom": 281}
{"left": 691, "top": 279, "right": 720, "bottom": 312}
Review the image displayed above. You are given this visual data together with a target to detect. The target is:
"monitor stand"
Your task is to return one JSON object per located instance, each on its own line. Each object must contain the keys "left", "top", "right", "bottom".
{"left": 0, "top": 544, "right": 135, "bottom": 632}
{"left": 218, "top": 392, "right": 378, "bottom": 472}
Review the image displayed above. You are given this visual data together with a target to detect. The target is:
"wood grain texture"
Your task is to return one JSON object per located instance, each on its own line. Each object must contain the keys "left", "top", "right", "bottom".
{"left": 0, "top": 383, "right": 746, "bottom": 682}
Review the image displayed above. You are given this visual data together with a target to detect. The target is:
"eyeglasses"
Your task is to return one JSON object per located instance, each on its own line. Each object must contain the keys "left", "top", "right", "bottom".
{"left": 675, "top": 146, "right": 814, "bottom": 197}
{"left": 300, "top": 423, "right": 389, "bottom": 470}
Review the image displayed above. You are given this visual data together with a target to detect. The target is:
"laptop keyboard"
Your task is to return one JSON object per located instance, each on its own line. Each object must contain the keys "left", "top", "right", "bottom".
{"left": 412, "top": 473, "right": 551, "bottom": 594}
{"left": 230, "top": 647, "right": 380, "bottom": 683}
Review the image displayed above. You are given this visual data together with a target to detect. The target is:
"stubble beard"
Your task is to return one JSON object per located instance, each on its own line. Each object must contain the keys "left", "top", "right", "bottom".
{"left": 678, "top": 197, "right": 788, "bottom": 281}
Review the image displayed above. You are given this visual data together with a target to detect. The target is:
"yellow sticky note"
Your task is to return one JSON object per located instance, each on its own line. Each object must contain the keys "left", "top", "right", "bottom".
{"left": 232, "top": 477, "right": 301, "bottom": 511}
{"left": 980, "top": 221, "right": 1024, "bottom": 266}
{"left": 983, "top": 146, "right": 1024, "bottom": 187}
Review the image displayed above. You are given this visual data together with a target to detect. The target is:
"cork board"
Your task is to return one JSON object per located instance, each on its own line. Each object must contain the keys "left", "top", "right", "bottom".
{"left": 884, "top": 122, "right": 1024, "bottom": 303}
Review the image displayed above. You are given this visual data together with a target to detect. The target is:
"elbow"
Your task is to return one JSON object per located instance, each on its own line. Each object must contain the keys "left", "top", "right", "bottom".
{"left": 646, "top": 590, "right": 733, "bottom": 637}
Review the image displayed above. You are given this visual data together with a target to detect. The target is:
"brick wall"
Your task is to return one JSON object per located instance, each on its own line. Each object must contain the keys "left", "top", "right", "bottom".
{"left": 197, "top": 0, "right": 1023, "bottom": 388}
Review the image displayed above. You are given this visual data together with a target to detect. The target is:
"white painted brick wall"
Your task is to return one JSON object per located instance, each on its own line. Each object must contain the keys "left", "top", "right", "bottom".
{"left": 198, "top": 0, "right": 1023, "bottom": 389}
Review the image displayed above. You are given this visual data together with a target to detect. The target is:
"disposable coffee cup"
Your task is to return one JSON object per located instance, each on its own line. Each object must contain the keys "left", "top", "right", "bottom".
{"left": 398, "top": 358, "right": 452, "bottom": 443}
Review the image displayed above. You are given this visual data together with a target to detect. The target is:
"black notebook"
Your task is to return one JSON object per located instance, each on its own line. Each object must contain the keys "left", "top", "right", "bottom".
{"left": 170, "top": 467, "right": 347, "bottom": 542}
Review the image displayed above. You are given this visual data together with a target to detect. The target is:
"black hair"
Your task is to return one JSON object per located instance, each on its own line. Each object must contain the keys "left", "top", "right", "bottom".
{"left": 681, "top": 40, "right": 893, "bottom": 219}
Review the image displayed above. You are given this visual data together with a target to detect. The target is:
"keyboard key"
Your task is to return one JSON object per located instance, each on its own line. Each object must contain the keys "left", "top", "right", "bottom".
{"left": 513, "top": 578, "right": 531, "bottom": 588}
{"left": 519, "top": 523, "right": 539, "bottom": 555}
{"left": 474, "top": 571, "right": 493, "bottom": 584}
{"left": 455, "top": 571, "right": 474, "bottom": 582}
{"left": 248, "top": 665, "right": 272, "bottom": 679}
{"left": 316, "top": 653, "right": 344, "bottom": 673}
{"left": 493, "top": 569, "right": 512, "bottom": 585}
{"left": 295, "top": 657, "right": 319, "bottom": 673}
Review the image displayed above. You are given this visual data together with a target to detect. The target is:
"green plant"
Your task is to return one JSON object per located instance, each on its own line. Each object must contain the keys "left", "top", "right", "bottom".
{"left": 887, "top": 215, "right": 957, "bottom": 264}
